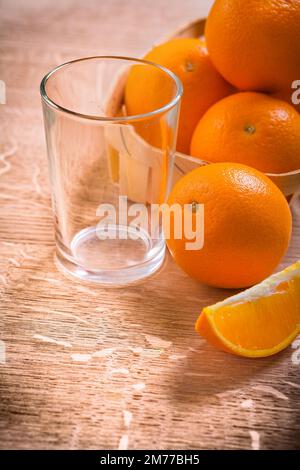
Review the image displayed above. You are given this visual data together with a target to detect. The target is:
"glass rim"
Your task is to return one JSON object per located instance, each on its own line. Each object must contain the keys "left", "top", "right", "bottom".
{"left": 40, "top": 55, "right": 183, "bottom": 122}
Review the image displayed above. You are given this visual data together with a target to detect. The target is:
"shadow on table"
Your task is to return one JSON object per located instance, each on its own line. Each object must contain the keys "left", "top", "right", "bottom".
{"left": 167, "top": 345, "right": 286, "bottom": 401}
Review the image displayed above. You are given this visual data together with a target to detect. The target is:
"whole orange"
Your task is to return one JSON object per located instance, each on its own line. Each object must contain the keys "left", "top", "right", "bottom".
{"left": 205, "top": 0, "right": 300, "bottom": 92}
{"left": 125, "top": 38, "right": 233, "bottom": 154}
{"left": 190, "top": 92, "right": 300, "bottom": 174}
{"left": 166, "top": 163, "right": 291, "bottom": 289}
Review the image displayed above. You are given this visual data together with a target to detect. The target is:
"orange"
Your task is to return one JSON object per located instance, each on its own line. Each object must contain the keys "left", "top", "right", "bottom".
{"left": 190, "top": 92, "right": 300, "bottom": 174}
{"left": 125, "top": 38, "right": 234, "bottom": 154}
{"left": 196, "top": 261, "right": 300, "bottom": 358}
{"left": 205, "top": 0, "right": 300, "bottom": 92}
{"left": 166, "top": 162, "right": 292, "bottom": 289}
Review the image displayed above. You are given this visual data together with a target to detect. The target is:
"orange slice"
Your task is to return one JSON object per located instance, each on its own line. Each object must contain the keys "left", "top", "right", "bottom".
{"left": 196, "top": 261, "right": 300, "bottom": 358}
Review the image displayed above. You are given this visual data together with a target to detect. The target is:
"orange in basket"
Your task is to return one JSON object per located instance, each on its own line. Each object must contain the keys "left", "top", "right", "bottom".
{"left": 125, "top": 38, "right": 234, "bottom": 154}
{"left": 205, "top": 0, "right": 300, "bottom": 92}
{"left": 166, "top": 162, "right": 292, "bottom": 289}
{"left": 190, "top": 92, "right": 300, "bottom": 174}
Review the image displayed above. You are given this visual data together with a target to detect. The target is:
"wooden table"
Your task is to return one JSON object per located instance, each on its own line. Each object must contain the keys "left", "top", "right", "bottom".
{"left": 1, "top": 0, "right": 300, "bottom": 450}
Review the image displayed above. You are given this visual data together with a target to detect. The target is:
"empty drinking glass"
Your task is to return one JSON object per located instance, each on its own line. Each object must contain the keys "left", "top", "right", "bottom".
{"left": 41, "top": 56, "right": 182, "bottom": 285}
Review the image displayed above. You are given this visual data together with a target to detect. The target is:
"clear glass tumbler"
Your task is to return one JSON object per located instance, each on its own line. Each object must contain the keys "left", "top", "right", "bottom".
{"left": 40, "top": 56, "right": 182, "bottom": 285}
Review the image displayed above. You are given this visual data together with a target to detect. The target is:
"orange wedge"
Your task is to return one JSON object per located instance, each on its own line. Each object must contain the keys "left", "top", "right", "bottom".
{"left": 196, "top": 261, "right": 300, "bottom": 358}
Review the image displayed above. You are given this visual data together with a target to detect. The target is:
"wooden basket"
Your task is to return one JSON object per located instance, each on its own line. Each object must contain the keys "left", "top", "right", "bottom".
{"left": 106, "top": 18, "right": 300, "bottom": 200}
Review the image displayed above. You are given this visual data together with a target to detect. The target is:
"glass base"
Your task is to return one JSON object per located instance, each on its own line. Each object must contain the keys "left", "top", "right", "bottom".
{"left": 55, "top": 225, "right": 165, "bottom": 286}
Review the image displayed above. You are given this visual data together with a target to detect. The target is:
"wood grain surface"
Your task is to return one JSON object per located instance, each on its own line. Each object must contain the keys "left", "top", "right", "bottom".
{"left": 1, "top": 0, "right": 300, "bottom": 450}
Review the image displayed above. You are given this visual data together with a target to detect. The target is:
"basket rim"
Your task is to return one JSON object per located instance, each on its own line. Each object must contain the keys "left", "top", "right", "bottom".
{"left": 175, "top": 151, "right": 300, "bottom": 178}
